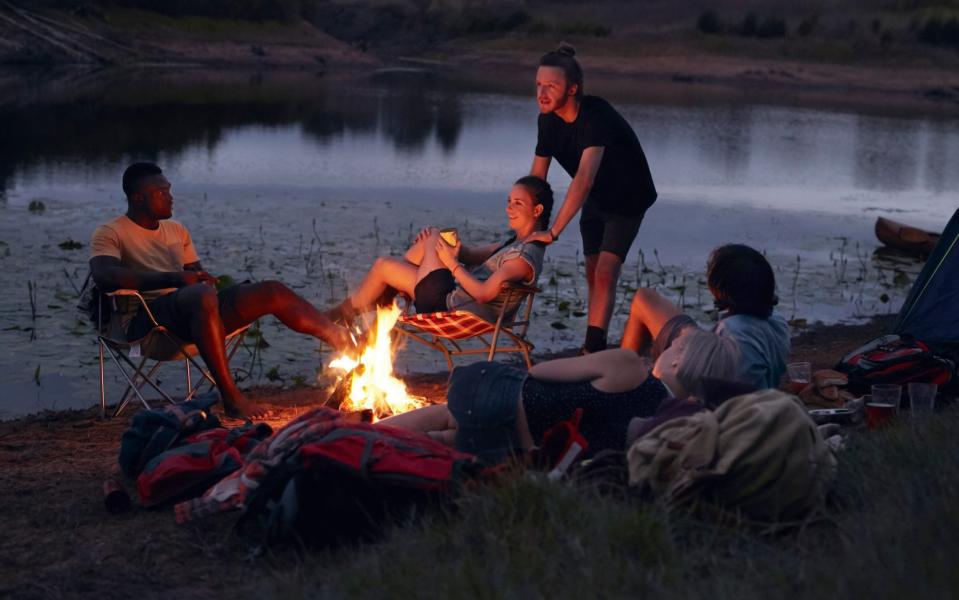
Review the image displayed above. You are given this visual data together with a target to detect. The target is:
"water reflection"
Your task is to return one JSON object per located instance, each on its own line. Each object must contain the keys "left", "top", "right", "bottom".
{"left": 1, "top": 66, "right": 957, "bottom": 210}
{"left": 922, "top": 120, "right": 959, "bottom": 194}
{"left": 853, "top": 114, "right": 921, "bottom": 192}
{"left": 0, "top": 68, "right": 467, "bottom": 196}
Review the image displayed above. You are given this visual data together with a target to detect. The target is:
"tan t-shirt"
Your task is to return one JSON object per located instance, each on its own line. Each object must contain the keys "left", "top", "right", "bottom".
{"left": 90, "top": 215, "right": 200, "bottom": 331}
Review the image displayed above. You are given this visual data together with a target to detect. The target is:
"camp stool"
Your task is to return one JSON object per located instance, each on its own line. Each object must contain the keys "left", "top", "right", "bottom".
{"left": 96, "top": 289, "right": 249, "bottom": 419}
{"left": 393, "top": 282, "right": 539, "bottom": 370}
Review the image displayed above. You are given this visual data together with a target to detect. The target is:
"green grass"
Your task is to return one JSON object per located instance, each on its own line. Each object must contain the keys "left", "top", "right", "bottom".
{"left": 243, "top": 406, "right": 959, "bottom": 598}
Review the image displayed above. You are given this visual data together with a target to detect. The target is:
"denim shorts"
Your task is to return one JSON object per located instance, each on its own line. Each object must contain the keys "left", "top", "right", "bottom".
{"left": 447, "top": 361, "right": 528, "bottom": 464}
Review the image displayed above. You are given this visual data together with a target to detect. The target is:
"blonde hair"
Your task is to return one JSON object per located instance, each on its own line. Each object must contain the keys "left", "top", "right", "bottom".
{"left": 671, "top": 328, "right": 743, "bottom": 398}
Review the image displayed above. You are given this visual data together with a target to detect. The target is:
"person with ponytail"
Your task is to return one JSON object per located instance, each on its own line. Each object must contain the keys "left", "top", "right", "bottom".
{"left": 325, "top": 176, "right": 553, "bottom": 324}
{"left": 527, "top": 43, "right": 659, "bottom": 355}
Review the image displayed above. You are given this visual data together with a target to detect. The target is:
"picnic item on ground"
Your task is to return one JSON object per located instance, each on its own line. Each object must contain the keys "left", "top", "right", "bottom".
{"left": 118, "top": 393, "right": 222, "bottom": 479}
{"left": 874, "top": 216, "right": 940, "bottom": 258}
{"left": 439, "top": 228, "right": 459, "bottom": 247}
{"left": 836, "top": 334, "right": 954, "bottom": 394}
{"left": 871, "top": 384, "right": 902, "bottom": 412}
{"left": 807, "top": 408, "right": 855, "bottom": 426}
{"left": 529, "top": 408, "right": 589, "bottom": 478}
{"left": 908, "top": 382, "right": 937, "bottom": 415}
{"left": 786, "top": 362, "right": 811, "bottom": 395}
{"left": 626, "top": 389, "right": 836, "bottom": 523}
{"left": 798, "top": 369, "right": 856, "bottom": 409}
{"left": 865, "top": 396, "right": 896, "bottom": 429}
{"left": 175, "top": 407, "right": 479, "bottom": 549}
{"left": 102, "top": 478, "right": 131, "bottom": 514}
{"left": 136, "top": 422, "right": 272, "bottom": 507}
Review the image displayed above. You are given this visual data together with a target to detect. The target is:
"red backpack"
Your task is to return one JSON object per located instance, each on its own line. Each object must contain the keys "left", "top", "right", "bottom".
{"left": 836, "top": 334, "right": 954, "bottom": 394}
{"left": 137, "top": 423, "right": 273, "bottom": 507}
{"left": 176, "top": 408, "right": 480, "bottom": 549}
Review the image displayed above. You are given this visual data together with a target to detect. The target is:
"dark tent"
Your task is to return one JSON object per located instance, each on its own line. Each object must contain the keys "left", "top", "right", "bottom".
{"left": 895, "top": 208, "right": 959, "bottom": 351}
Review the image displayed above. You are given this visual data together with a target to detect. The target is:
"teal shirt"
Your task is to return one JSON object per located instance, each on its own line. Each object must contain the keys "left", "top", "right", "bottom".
{"left": 714, "top": 314, "right": 791, "bottom": 390}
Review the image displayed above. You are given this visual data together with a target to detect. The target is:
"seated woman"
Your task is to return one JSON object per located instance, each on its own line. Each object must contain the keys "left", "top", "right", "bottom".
{"left": 621, "top": 244, "right": 790, "bottom": 390}
{"left": 325, "top": 176, "right": 553, "bottom": 325}
{"left": 378, "top": 329, "right": 743, "bottom": 463}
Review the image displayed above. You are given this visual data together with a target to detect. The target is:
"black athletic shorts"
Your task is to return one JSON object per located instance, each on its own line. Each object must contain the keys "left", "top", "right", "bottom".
{"left": 413, "top": 268, "right": 456, "bottom": 314}
{"left": 126, "top": 284, "right": 245, "bottom": 343}
{"left": 579, "top": 201, "right": 644, "bottom": 261}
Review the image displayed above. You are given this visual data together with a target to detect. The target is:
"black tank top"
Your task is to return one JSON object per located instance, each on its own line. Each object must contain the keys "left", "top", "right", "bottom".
{"left": 521, "top": 375, "right": 667, "bottom": 456}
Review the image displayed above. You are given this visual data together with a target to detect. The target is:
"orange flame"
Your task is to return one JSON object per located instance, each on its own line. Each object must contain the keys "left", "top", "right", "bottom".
{"left": 328, "top": 303, "right": 425, "bottom": 420}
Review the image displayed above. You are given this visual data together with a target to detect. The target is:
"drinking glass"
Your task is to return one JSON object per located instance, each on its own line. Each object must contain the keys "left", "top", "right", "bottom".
{"left": 786, "top": 362, "right": 812, "bottom": 394}
{"left": 871, "top": 384, "right": 902, "bottom": 413}
{"left": 908, "top": 382, "right": 937, "bottom": 415}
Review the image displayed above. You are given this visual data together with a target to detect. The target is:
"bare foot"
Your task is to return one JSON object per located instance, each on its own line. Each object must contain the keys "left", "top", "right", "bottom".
{"left": 222, "top": 395, "right": 272, "bottom": 420}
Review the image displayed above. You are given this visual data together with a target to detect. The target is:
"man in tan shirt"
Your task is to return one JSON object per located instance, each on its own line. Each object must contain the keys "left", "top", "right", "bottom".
{"left": 90, "top": 162, "right": 350, "bottom": 419}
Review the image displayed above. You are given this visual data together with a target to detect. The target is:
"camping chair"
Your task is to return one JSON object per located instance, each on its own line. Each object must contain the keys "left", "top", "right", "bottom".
{"left": 393, "top": 282, "right": 540, "bottom": 370}
{"left": 96, "top": 289, "right": 248, "bottom": 419}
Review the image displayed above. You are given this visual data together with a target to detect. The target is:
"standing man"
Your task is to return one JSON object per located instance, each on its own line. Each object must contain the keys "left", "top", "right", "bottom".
{"left": 528, "top": 44, "right": 658, "bottom": 353}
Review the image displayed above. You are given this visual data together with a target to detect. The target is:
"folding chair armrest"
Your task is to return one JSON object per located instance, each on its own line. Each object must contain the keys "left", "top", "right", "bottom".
{"left": 106, "top": 289, "right": 161, "bottom": 328}
{"left": 501, "top": 282, "right": 541, "bottom": 295}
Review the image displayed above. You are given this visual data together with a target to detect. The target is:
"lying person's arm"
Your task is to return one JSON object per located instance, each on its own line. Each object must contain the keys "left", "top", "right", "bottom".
{"left": 90, "top": 256, "right": 215, "bottom": 292}
{"left": 531, "top": 348, "right": 649, "bottom": 393}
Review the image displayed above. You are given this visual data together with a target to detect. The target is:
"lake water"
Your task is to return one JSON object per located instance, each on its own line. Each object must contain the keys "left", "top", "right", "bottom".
{"left": 1, "top": 67, "right": 956, "bottom": 418}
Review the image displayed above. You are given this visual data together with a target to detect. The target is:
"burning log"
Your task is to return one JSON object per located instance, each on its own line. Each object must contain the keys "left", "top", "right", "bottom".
{"left": 326, "top": 304, "right": 425, "bottom": 421}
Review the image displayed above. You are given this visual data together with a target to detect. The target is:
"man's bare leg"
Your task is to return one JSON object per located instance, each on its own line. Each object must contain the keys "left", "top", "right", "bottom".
{"left": 224, "top": 280, "right": 353, "bottom": 349}
{"left": 620, "top": 288, "right": 683, "bottom": 355}
{"left": 174, "top": 284, "right": 260, "bottom": 418}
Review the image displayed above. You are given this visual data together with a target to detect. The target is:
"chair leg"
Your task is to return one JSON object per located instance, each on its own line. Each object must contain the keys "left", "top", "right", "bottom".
{"left": 105, "top": 344, "right": 176, "bottom": 406}
{"left": 185, "top": 358, "right": 192, "bottom": 396}
{"left": 98, "top": 340, "right": 107, "bottom": 419}
{"left": 487, "top": 326, "right": 502, "bottom": 362}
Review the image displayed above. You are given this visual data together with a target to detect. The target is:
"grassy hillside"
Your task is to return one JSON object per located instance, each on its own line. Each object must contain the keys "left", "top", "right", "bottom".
{"left": 3, "top": 0, "right": 959, "bottom": 68}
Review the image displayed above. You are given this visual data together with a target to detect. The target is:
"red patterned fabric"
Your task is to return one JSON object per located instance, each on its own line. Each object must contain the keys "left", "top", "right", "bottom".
{"left": 398, "top": 311, "right": 496, "bottom": 339}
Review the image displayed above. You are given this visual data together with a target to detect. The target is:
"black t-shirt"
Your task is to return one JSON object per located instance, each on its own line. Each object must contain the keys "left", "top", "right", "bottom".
{"left": 535, "top": 95, "right": 657, "bottom": 216}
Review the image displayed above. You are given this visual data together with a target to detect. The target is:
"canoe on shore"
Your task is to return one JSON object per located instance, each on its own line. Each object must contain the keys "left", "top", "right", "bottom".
{"left": 875, "top": 217, "right": 941, "bottom": 257}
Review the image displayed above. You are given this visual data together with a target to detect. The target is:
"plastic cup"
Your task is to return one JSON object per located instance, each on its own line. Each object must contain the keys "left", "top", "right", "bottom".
{"left": 908, "top": 382, "right": 937, "bottom": 415}
{"left": 786, "top": 362, "right": 811, "bottom": 394}
{"left": 862, "top": 394, "right": 896, "bottom": 430}
{"left": 871, "top": 384, "right": 902, "bottom": 412}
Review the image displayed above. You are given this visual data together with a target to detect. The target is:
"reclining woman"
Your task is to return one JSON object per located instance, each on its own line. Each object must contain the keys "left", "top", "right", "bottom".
{"left": 622, "top": 244, "right": 790, "bottom": 390}
{"left": 379, "top": 328, "right": 744, "bottom": 463}
{"left": 326, "top": 176, "right": 553, "bottom": 325}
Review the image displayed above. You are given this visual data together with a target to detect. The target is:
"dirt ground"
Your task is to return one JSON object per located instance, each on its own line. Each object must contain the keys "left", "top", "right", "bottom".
{"left": 0, "top": 316, "right": 898, "bottom": 599}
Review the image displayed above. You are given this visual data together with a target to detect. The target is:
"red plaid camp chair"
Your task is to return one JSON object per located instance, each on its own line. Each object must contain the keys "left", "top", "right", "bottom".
{"left": 393, "top": 282, "right": 539, "bottom": 370}
{"left": 96, "top": 289, "right": 248, "bottom": 418}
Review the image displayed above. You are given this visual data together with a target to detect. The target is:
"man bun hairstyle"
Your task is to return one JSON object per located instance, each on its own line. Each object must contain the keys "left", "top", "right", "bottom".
{"left": 539, "top": 42, "right": 584, "bottom": 99}
{"left": 706, "top": 244, "right": 779, "bottom": 318}
{"left": 514, "top": 175, "right": 554, "bottom": 230}
{"left": 122, "top": 162, "right": 163, "bottom": 198}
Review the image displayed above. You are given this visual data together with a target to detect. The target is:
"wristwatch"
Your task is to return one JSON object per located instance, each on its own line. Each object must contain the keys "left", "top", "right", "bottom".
{"left": 549, "top": 229, "right": 558, "bottom": 242}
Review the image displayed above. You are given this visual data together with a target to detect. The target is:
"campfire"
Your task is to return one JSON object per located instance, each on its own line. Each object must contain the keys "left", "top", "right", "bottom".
{"left": 328, "top": 303, "right": 426, "bottom": 420}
